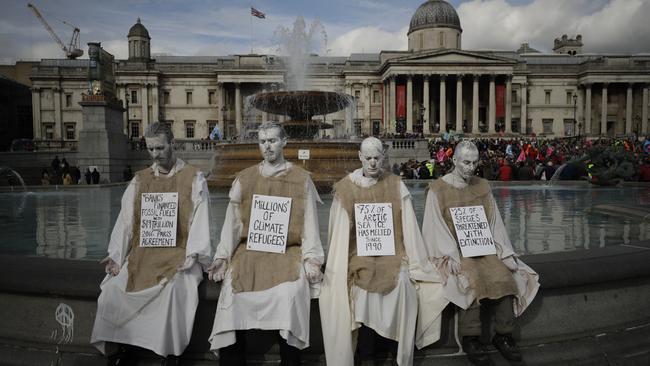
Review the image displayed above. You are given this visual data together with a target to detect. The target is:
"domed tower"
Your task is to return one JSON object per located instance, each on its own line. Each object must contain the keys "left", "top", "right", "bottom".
{"left": 128, "top": 18, "right": 151, "bottom": 61}
{"left": 408, "top": 0, "right": 462, "bottom": 52}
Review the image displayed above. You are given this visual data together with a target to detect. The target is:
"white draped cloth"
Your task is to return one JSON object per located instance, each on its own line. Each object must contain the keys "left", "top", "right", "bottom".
{"left": 91, "top": 159, "right": 212, "bottom": 357}
{"left": 209, "top": 161, "right": 324, "bottom": 352}
{"left": 319, "top": 169, "right": 448, "bottom": 366}
{"left": 422, "top": 174, "right": 540, "bottom": 315}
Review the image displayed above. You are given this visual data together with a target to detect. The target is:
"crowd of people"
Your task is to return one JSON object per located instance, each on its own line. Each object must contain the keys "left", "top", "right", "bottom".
{"left": 395, "top": 136, "right": 650, "bottom": 182}
{"left": 41, "top": 155, "right": 102, "bottom": 185}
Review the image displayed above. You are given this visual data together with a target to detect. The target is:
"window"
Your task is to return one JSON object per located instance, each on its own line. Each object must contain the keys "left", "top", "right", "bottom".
{"left": 373, "top": 90, "right": 380, "bottom": 104}
{"left": 353, "top": 119, "right": 363, "bottom": 136}
{"left": 130, "top": 121, "right": 140, "bottom": 138}
{"left": 542, "top": 118, "right": 554, "bottom": 134}
{"left": 163, "top": 91, "right": 170, "bottom": 105}
{"left": 65, "top": 94, "right": 72, "bottom": 108}
{"left": 566, "top": 91, "right": 574, "bottom": 105}
{"left": 130, "top": 90, "right": 138, "bottom": 104}
{"left": 354, "top": 90, "right": 361, "bottom": 100}
{"left": 512, "top": 118, "right": 520, "bottom": 133}
{"left": 164, "top": 121, "right": 173, "bottom": 131}
{"left": 186, "top": 91, "right": 193, "bottom": 105}
{"left": 372, "top": 120, "right": 381, "bottom": 136}
{"left": 43, "top": 123, "right": 54, "bottom": 140}
{"left": 208, "top": 90, "right": 216, "bottom": 105}
{"left": 65, "top": 123, "right": 76, "bottom": 140}
{"left": 511, "top": 90, "right": 518, "bottom": 104}
{"left": 545, "top": 90, "right": 551, "bottom": 105}
{"left": 438, "top": 32, "right": 444, "bottom": 47}
{"left": 185, "top": 121, "right": 195, "bottom": 138}
{"left": 419, "top": 33, "right": 423, "bottom": 49}
{"left": 563, "top": 119, "right": 575, "bottom": 136}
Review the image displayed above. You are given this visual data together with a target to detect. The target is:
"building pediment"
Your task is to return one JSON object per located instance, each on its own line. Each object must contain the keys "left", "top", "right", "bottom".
{"left": 389, "top": 49, "right": 516, "bottom": 65}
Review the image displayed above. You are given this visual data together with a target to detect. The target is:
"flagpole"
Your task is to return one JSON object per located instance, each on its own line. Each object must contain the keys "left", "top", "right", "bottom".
{"left": 250, "top": 5, "right": 253, "bottom": 54}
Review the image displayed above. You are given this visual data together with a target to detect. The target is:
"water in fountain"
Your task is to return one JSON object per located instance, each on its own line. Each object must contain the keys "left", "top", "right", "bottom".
{"left": 0, "top": 167, "right": 27, "bottom": 191}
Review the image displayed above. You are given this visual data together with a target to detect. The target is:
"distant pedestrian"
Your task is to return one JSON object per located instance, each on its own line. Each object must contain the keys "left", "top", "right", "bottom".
{"left": 41, "top": 170, "right": 50, "bottom": 185}
{"left": 85, "top": 168, "right": 92, "bottom": 184}
{"left": 91, "top": 168, "right": 100, "bottom": 184}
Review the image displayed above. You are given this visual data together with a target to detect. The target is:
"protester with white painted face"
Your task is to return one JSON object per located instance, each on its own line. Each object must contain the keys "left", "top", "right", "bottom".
{"left": 319, "top": 137, "right": 447, "bottom": 366}
{"left": 207, "top": 121, "right": 323, "bottom": 365}
{"left": 91, "top": 122, "right": 212, "bottom": 366}
{"left": 422, "top": 140, "right": 539, "bottom": 366}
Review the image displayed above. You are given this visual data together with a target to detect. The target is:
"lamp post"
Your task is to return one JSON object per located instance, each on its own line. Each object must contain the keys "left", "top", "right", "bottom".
{"left": 124, "top": 89, "right": 130, "bottom": 139}
{"left": 418, "top": 104, "right": 426, "bottom": 135}
{"left": 573, "top": 93, "right": 578, "bottom": 137}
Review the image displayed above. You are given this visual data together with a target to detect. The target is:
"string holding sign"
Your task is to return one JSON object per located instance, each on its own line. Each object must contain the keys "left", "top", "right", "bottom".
{"left": 140, "top": 192, "right": 178, "bottom": 247}
{"left": 354, "top": 203, "right": 396, "bottom": 256}
{"left": 247, "top": 194, "right": 292, "bottom": 254}
{"left": 449, "top": 205, "right": 496, "bottom": 258}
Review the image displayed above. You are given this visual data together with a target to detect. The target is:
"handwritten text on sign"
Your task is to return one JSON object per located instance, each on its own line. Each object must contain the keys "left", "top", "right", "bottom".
{"left": 354, "top": 203, "right": 395, "bottom": 256}
{"left": 449, "top": 205, "right": 496, "bottom": 257}
{"left": 247, "top": 194, "right": 292, "bottom": 253}
{"left": 140, "top": 192, "right": 178, "bottom": 247}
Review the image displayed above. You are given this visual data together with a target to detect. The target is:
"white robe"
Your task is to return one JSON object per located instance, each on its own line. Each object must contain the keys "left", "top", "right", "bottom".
{"left": 319, "top": 169, "right": 448, "bottom": 366}
{"left": 91, "top": 159, "right": 212, "bottom": 357}
{"left": 209, "top": 161, "right": 324, "bottom": 351}
{"left": 422, "top": 174, "right": 540, "bottom": 315}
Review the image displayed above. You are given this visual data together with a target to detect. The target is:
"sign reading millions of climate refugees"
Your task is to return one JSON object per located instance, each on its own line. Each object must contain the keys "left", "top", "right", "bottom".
{"left": 247, "top": 194, "right": 292, "bottom": 254}
{"left": 449, "top": 205, "right": 496, "bottom": 258}
{"left": 354, "top": 203, "right": 396, "bottom": 256}
{"left": 140, "top": 192, "right": 178, "bottom": 247}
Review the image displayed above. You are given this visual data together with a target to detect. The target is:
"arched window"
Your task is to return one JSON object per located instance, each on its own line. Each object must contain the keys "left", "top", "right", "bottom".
{"left": 438, "top": 32, "right": 444, "bottom": 47}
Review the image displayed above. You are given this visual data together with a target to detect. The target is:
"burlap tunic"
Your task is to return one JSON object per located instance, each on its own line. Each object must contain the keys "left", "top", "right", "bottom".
{"left": 126, "top": 165, "right": 197, "bottom": 292}
{"left": 229, "top": 164, "right": 308, "bottom": 293}
{"left": 428, "top": 177, "right": 517, "bottom": 301}
{"left": 334, "top": 173, "right": 406, "bottom": 294}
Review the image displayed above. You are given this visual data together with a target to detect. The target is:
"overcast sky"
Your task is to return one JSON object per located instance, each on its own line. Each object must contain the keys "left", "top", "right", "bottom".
{"left": 1, "top": 0, "right": 649, "bottom": 64}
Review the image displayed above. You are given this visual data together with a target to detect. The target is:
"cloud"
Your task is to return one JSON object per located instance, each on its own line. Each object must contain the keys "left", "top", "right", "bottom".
{"left": 457, "top": 0, "right": 650, "bottom": 53}
{"left": 328, "top": 26, "right": 408, "bottom": 55}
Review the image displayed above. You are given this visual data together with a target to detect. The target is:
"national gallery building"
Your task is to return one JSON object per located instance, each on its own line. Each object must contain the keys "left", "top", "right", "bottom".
{"left": 28, "top": 0, "right": 650, "bottom": 142}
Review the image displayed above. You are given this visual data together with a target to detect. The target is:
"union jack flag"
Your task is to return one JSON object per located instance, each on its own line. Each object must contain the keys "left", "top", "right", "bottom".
{"left": 251, "top": 7, "right": 265, "bottom": 19}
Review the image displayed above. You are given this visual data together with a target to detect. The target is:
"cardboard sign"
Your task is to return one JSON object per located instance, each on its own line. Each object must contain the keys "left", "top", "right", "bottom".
{"left": 140, "top": 192, "right": 178, "bottom": 247}
{"left": 298, "top": 149, "right": 310, "bottom": 160}
{"left": 449, "top": 205, "right": 496, "bottom": 257}
{"left": 246, "top": 194, "right": 292, "bottom": 253}
{"left": 354, "top": 203, "right": 396, "bottom": 256}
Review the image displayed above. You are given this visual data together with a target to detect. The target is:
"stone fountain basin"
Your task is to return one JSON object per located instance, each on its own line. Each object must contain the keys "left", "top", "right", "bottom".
{"left": 208, "top": 141, "right": 361, "bottom": 191}
{"left": 250, "top": 91, "right": 351, "bottom": 120}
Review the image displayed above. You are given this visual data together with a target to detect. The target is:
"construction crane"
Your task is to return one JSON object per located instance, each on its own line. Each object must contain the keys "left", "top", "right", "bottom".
{"left": 27, "top": 3, "right": 83, "bottom": 59}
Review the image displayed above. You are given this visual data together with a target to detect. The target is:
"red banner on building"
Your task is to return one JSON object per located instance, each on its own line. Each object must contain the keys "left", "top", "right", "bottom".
{"left": 396, "top": 85, "right": 406, "bottom": 119}
{"left": 496, "top": 84, "right": 505, "bottom": 119}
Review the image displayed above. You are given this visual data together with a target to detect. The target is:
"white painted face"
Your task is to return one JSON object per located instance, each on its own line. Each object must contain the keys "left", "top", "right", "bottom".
{"left": 145, "top": 134, "right": 174, "bottom": 172}
{"left": 359, "top": 144, "right": 385, "bottom": 179}
{"left": 452, "top": 147, "right": 479, "bottom": 181}
{"left": 258, "top": 127, "right": 286, "bottom": 164}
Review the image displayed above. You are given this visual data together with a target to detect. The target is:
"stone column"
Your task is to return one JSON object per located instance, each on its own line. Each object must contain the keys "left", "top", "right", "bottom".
{"left": 235, "top": 82, "right": 242, "bottom": 136}
{"left": 505, "top": 75, "right": 512, "bottom": 133}
{"left": 423, "top": 76, "right": 430, "bottom": 134}
{"left": 626, "top": 83, "right": 633, "bottom": 135}
{"left": 217, "top": 82, "right": 224, "bottom": 133}
{"left": 521, "top": 82, "right": 528, "bottom": 134}
{"left": 151, "top": 83, "right": 159, "bottom": 123}
{"left": 585, "top": 84, "right": 592, "bottom": 135}
{"left": 472, "top": 75, "right": 479, "bottom": 134}
{"left": 488, "top": 75, "right": 496, "bottom": 134}
{"left": 601, "top": 83, "right": 608, "bottom": 135}
{"left": 643, "top": 85, "right": 649, "bottom": 134}
{"left": 346, "top": 82, "right": 353, "bottom": 135}
{"left": 54, "top": 87, "right": 62, "bottom": 140}
{"left": 456, "top": 75, "right": 463, "bottom": 132}
{"left": 439, "top": 75, "right": 447, "bottom": 133}
{"left": 141, "top": 84, "right": 149, "bottom": 129}
{"left": 365, "top": 82, "right": 372, "bottom": 135}
{"left": 389, "top": 76, "right": 396, "bottom": 133}
{"left": 406, "top": 76, "right": 413, "bottom": 133}
{"left": 31, "top": 88, "right": 42, "bottom": 139}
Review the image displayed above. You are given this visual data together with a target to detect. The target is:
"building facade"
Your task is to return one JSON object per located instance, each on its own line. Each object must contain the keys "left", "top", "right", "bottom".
{"left": 29, "top": 0, "right": 650, "bottom": 142}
